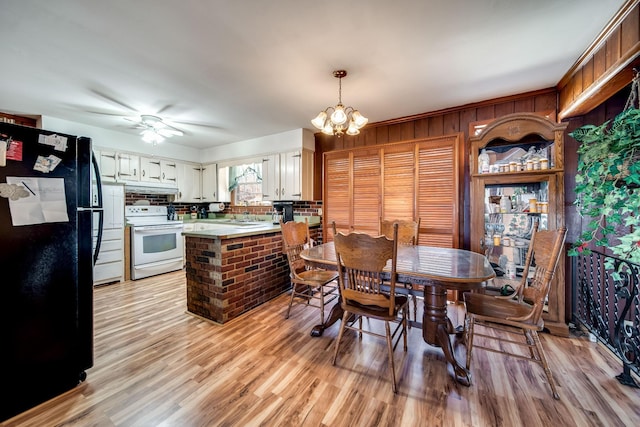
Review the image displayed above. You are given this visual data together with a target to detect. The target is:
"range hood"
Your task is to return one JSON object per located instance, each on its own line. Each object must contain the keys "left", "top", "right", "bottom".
{"left": 124, "top": 182, "right": 179, "bottom": 195}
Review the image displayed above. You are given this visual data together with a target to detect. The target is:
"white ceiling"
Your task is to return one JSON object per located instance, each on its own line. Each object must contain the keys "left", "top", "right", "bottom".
{"left": 0, "top": 0, "right": 627, "bottom": 149}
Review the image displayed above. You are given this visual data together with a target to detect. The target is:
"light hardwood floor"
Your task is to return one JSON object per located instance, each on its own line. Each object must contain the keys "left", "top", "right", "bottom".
{"left": 2, "top": 271, "right": 639, "bottom": 427}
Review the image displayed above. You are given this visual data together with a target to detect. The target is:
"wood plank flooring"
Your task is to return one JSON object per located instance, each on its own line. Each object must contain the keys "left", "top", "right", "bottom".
{"left": 2, "top": 270, "right": 639, "bottom": 426}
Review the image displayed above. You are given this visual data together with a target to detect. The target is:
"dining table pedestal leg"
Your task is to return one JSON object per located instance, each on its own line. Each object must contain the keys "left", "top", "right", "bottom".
{"left": 310, "top": 302, "right": 343, "bottom": 337}
{"left": 422, "top": 284, "right": 471, "bottom": 386}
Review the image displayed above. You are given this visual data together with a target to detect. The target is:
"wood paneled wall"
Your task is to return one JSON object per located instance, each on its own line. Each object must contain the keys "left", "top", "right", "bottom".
{"left": 558, "top": 0, "right": 640, "bottom": 119}
{"left": 315, "top": 89, "right": 557, "bottom": 248}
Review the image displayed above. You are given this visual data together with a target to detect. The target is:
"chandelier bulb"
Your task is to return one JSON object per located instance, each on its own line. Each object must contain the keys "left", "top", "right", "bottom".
{"left": 330, "top": 104, "right": 347, "bottom": 125}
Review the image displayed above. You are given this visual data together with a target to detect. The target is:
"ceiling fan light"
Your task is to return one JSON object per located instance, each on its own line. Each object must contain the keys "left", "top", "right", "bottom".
{"left": 330, "top": 104, "right": 347, "bottom": 125}
{"left": 141, "top": 129, "right": 164, "bottom": 144}
{"left": 311, "top": 111, "right": 327, "bottom": 129}
{"left": 351, "top": 110, "right": 368, "bottom": 128}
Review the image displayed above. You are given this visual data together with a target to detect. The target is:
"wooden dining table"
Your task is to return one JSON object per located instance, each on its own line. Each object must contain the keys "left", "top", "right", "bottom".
{"left": 300, "top": 242, "right": 495, "bottom": 386}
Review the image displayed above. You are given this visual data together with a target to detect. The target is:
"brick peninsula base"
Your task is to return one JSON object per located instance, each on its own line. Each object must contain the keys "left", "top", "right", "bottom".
{"left": 184, "top": 232, "right": 290, "bottom": 323}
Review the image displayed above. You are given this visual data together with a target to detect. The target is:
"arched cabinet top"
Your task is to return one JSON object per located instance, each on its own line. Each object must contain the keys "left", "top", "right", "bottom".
{"left": 469, "top": 113, "right": 567, "bottom": 146}
{"left": 469, "top": 112, "right": 567, "bottom": 173}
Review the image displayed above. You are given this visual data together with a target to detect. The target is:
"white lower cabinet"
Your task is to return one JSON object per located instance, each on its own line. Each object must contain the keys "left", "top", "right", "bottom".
{"left": 93, "top": 184, "right": 125, "bottom": 285}
{"left": 93, "top": 228, "right": 124, "bottom": 285}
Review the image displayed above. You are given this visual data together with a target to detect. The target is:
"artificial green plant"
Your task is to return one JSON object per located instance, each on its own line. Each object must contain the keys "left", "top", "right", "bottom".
{"left": 568, "top": 72, "right": 640, "bottom": 264}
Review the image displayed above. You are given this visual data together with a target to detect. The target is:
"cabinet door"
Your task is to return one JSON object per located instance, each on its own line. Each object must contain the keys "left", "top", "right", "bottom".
{"left": 280, "top": 151, "right": 302, "bottom": 200}
{"left": 201, "top": 163, "right": 217, "bottom": 201}
{"left": 102, "top": 184, "right": 125, "bottom": 229}
{"left": 261, "top": 154, "right": 279, "bottom": 201}
{"left": 175, "top": 162, "right": 202, "bottom": 202}
{"left": 161, "top": 160, "right": 178, "bottom": 184}
{"left": 98, "top": 151, "right": 118, "bottom": 182}
{"left": 117, "top": 153, "right": 139, "bottom": 182}
{"left": 140, "top": 157, "right": 162, "bottom": 183}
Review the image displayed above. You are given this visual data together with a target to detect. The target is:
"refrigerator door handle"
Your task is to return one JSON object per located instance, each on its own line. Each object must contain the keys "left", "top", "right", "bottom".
{"left": 90, "top": 150, "right": 104, "bottom": 266}
{"left": 92, "top": 152, "right": 103, "bottom": 209}
{"left": 93, "top": 209, "right": 104, "bottom": 266}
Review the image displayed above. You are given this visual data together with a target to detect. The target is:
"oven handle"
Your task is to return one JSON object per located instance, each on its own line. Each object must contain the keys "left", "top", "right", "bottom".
{"left": 134, "top": 224, "right": 184, "bottom": 232}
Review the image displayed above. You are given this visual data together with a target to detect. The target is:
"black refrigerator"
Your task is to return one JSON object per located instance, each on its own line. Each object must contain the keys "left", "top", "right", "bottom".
{"left": 0, "top": 121, "right": 102, "bottom": 421}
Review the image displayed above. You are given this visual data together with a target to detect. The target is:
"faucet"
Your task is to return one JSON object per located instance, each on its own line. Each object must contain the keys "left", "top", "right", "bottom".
{"left": 242, "top": 201, "right": 249, "bottom": 221}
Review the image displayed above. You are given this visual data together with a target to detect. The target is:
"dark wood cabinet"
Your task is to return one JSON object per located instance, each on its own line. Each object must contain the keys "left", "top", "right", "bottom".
{"left": 469, "top": 113, "right": 569, "bottom": 336}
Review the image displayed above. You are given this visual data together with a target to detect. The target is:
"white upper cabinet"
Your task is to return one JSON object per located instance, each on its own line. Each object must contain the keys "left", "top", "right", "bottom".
{"left": 201, "top": 162, "right": 218, "bottom": 202}
{"left": 139, "top": 157, "right": 178, "bottom": 186}
{"left": 262, "top": 150, "right": 313, "bottom": 201}
{"left": 117, "top": 153, "right": 139, "bottom": 182}
{"left": 280, "top": 150, "right": 302, "bottom": 200}
{"left": 140, "top": 157, "right": 162, "bottom": 183}
{"left": 261, "top": 154, "right": 279, "bottom": 201}
{"left": 97, "top": 150, "right": 118, "bottom": 182}
{"left": 161, "top": 160, "right": 178, "bottom": 184}
{"left": 175, "top": 162, "right": 202, "bottom": 202}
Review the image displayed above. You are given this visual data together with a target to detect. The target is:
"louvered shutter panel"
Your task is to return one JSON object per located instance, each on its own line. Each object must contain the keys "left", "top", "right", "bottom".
{"left": 352, "top": 148, "right": 381, "bottom": 235}
{"left": 324, "top": 151, "right": 350, "bottom": 240}
{"left": 417, "top": 135, "right": 461, "bottom": 248}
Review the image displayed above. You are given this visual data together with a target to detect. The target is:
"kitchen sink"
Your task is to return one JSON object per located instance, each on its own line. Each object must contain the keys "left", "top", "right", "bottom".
{"left": 209, "top": 219, "right": 268, "bottom": 227}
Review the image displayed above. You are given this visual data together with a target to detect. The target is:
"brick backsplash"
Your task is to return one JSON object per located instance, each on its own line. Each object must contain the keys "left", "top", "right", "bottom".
{"left": 125, "top": 192, "right": 322, "bottom": 219}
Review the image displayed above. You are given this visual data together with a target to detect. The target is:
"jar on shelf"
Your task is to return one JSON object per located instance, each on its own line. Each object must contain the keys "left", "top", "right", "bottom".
{"left": 540, "top": 201, "right": 549, "bottom": 213}
{"left": 540, "top": 158, "right": 549, "bottom": 169}
{"left": 526, "top": 159, "right": 534, "bottom": 171}
{"left": 500, "top": 195, "right": 511, "bottom": 213}
{"left": 478, "top": 149, "right": 490, "bottom": 174}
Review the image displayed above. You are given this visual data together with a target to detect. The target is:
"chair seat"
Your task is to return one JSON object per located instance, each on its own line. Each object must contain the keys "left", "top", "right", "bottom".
{"left": 296, "top": 269, "right": 338, "bottom": 284}
{"left": 344, "top": 294, "right": 408, "bottom": 321}
{"left": 464, "top": 292, "right": 543, "bottom": 330}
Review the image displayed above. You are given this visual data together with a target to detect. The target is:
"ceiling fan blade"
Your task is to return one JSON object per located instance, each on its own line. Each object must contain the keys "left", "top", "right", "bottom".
{"left": 158, "top": 128, "right": 183, "bottom": 137}
{"left": 155, "top": 104, "right": 176, "bottom": 116}
{"left": 89, "top": 88, "right": 138, "bottom": 113}
{"left": 172, "top": 119, "right": 224, "bottom": 131}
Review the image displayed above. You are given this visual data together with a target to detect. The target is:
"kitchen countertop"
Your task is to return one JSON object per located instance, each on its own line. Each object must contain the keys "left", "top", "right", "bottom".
{"left": 182, "top": 216, "right": 320, "bottom": 239}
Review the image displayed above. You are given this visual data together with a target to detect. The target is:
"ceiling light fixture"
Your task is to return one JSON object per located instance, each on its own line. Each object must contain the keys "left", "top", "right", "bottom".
{"left": 139, "top": 115, "right": 183, "bottom": 144}
{"left": 311, "top": 70, "right": 368, "bottom": 137}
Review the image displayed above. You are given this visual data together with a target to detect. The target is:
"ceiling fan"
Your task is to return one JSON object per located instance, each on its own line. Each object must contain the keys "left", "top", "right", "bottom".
{"left": 129, "top": 114, "right": 184, "bottom": 144}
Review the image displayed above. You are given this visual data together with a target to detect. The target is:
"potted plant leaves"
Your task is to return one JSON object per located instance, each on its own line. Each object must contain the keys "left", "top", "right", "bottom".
{"left": 568, "top": 71, "right": 640, "bottom": 265}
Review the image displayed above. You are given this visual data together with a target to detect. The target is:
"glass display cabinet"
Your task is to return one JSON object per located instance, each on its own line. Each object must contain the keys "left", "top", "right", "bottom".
{"left": 469, "top": 113, "right": 568, "bottom": 336}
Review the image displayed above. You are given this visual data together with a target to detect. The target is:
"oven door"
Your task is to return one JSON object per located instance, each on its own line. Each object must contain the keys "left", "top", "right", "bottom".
{"left": 131, "top": 223, "right": 184, "bottom": 279}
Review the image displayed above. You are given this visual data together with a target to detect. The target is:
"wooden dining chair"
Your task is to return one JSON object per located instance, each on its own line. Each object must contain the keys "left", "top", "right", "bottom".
{"left": 463, "top": 224, "right": 567, "bottom": 399}
{"left": 380, "top": 218, "right": 421, "bottom": 323}
{"left": 280, "top": 219, "right": 338, "bottom": 324}
{"left": 332, "top": 222, "right": 409, "bottom": 393}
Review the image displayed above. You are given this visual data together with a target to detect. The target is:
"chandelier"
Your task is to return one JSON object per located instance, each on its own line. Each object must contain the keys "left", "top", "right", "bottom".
{"left": 139, "top": 115, "right": 183, "bottom": 144}
{"left": 311, "top": 70, "right": 368, "bottom": 136}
